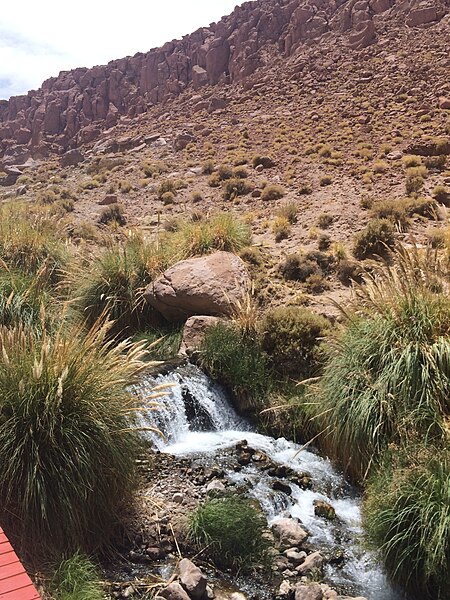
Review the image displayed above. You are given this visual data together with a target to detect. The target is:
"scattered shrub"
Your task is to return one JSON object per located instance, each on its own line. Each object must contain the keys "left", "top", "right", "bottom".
{"left": 272, "top": 216, "right": 291, "bottom": 242}
{"left": 80, "top": 180, "right": 100, "bottom": 190}
{"left": 191, "top": 191, "right": 203, "bottom": 203}
{"left": 98, "top": 204, "right": 126, "bottom": 226}
{"left": 261, "top": 184, "right": 285, "bottom": 201}
{"left": 277, "top": 202, "right": 298, "bottom": 224}
{"left": 161, "top": 191, "right": 176, "bottom": 205}
{"left": 337, "top": 259, "right": 363, "bottom": 286}
{"left": 405, "top": 173, "right": 424, "bottom": 196}
{"left": 317, "top": 213, "right": 333, "bottom": 229}
{"left": 373, "top": 160, "right": 388, "bottom": 174}
{"left": 0, "top": 320, "right": 146, "bottom": 558}
{"left": 424, "top": 155, "right": 446, "bottom": 172}
{"left": 280, "top": 254, "right": 319, "bottom": 282}
{"left": 298, "top": 184, "right": 312, "bottom": 195}
{"left": 233, "top": 166, "right": 249, "bottom": 179}
{"left": 402, "top": 155, "right": 422, "bottom": 168}
{"left": 118, "top": 180, "right": 132, "bottom": 193}
{"left": 202, "top": 160, "right": 215, "bottom": 175}
{"left": 222, "top": 178, "right": 253, "bottom": 200}
{"left": 133, "top": 323, "right": 183, "bottom": 361}
{"left": 433, "top": 185, "right": 450, "bottom": 205}
{"left": 317, "top": 233, "right": 331, "bottom": 251}
{"left": 319, "top": 176, "right": 332, "bottom": 186}
{"left": 353, "top": 218, "right": 395, "bottom": 259}
{"left": 188, "top": 495, "right": 270, "bottom": 573}
{"left": 175, "top": 213, "right": 251, "bottom": 257}
{"left": 261, "top": 306, "right": 329, "bottom": 378}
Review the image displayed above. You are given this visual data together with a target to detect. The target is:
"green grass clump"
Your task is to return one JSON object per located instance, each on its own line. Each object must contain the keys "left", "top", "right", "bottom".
{"left": 364, "top": 448, "right": 450, "bottom": 599}
{"left": 353, "top": 218, "right": 395, "bottom": 259}
{"left": 199, "top": 322, "right": 271, "bottom": 412}
{"left": 0, "top": 270, "right": 51, "bottom": 330}
{"left": 0, "top": 204, "right": 67, "bottom": 281}
{"left": 188, "top": 495, "right": 270, "bottom": 573}
{"left": 133, "top": 323, "right": 183, "bottom": 360}
{"left": 174, "top": 213, "right": 251, "bottom": 258}
{"left": 52, "top": 553, "right": 104, "bottom": 600}
{"left": 261, "top": 306, "right": 329, "bottom": 379}
{"left": 314, "top": 248, "right": 450, "bottom": 480}
{"left": 74, "top": 234, "right": 171, "bottom": 335}
{"left": 0, "top": 319, "right": 147, "bottom": 559}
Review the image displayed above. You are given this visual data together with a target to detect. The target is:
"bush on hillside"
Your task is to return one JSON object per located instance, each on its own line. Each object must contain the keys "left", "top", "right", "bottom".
{"left": 0, "top": 204, "right": 67, "bottom": 281}
{"left": 261, "top": 306, "right": 329, "bottom": 378}
{"left": 0, "top": 320, "right": 147, "bottom": 559}
{"left": 188, "top": 495, "right": 270, "bottom": 572}
{"left": 174, "top": 213, "right": 251, "bottom": 258}
{"left": 353, "top": 218, "right": 395, "bottom": 259}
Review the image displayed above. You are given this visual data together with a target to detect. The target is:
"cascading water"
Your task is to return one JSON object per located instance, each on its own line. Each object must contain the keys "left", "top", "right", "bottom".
{"left": 136, "top": 364, "right": 405, "bottom": 600}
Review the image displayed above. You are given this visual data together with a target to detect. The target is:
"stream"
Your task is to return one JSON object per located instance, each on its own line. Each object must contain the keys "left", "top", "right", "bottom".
{"left": 136, "top": 364, "right": 405, "bottom": 600}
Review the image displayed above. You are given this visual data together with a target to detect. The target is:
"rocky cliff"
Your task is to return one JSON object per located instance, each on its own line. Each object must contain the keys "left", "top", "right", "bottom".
{"left": 0, "top": 0, "right": 449, "bottom": 165}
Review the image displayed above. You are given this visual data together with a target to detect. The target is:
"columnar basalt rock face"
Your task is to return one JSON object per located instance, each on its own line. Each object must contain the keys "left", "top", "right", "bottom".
{"left": 0, "top": 0, "right": 448, "bottom": 164}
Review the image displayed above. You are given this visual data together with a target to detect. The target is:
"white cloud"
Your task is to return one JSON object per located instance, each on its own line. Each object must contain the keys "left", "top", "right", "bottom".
{"left": 0, "top": 0, "right": 246, "bottom": 99}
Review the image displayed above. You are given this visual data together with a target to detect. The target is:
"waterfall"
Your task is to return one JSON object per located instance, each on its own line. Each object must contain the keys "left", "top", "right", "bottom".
{"left": 135, "top": 364, "right": 405, "bottom": 600}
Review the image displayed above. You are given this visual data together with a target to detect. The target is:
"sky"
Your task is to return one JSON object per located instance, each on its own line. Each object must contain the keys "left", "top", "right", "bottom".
{"left": 0, "top": 0, "right": 245, "bottom": 100}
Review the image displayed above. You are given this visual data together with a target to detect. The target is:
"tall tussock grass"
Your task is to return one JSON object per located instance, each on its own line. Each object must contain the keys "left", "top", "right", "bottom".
{"left": 0, "top": 269, "right": 51, "bottom": 329}
{"left": 0, "top": 203, "right": 67, "bottom": 281}
{"left": 364, "top": 447, "right": 450, "bottom": 599}
{"left": 173, "top": 212, "right": 251, "bottom": 258}
{"left": 73, "top": 233, "right": 173, "bottom": 335}
{"left": 312, "top": 247, "right": 450, "bottom": 480}
{"left": 0, "top": 318, "right": 148, "bottom": 559}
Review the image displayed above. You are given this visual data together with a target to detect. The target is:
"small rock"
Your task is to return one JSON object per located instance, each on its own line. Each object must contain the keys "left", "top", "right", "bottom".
{"left": 276, "top": 580, "right": 294, "bottom": 599}
{"left": 230, "top": 594, "right": 247, "bottom": 600}
{"left": 172, "top": 492, "right": 184, "bottom": 504}
{"left": 313, "top": 500, "right": 336, "bottom": 520}
{"left": 272, "top": 518, "right": 309, "bottom": 550}
{"left": 160, "top": 582, "right": 191, "bottom": 600}
{"left": 98, "top": 194, "right": 118, "bottom": 206}
{"left": 122, "top": 586, "right": 135, "bottom": 598}
{"left": 284, "top": 548, "right": 307, "bottom": 566}
{"left": 273, "top": 480, "right": 292, "bottom": 495}
{"left": 295, "top": 551, "right": 324, "bottom": 575}
{"left": 206, "top": 480, "right": 226, "bottom": 493}
{"left": 294, "top": 583, "right": 323, "bottom": 600}
{"left": 60, "top": 148, "right": 84, "bottom": 167}
{"left": 179, "top": 558, "right": 207, "bottom": 600}
{"left": 439, "top": 97, "right": 450, "bottom": 110}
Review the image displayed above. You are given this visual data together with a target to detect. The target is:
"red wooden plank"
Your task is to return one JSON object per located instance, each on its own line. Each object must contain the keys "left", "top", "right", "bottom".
{"left": 0, "top": 572, "right": 34, "bottom": 593}
{"left": 0, "top": 559, "right": 24, "bottom": 581}
{"left": 0, "top": 551, "right": 20, "bottom": 568}
{"left": 0, "top": 588, "right": 41, "bottom": 600}
{"left": 0, "top": 533, "right": 8, "bottom": 545}
{"left": 0, "top": 543, "right": 12, "bottom": 556}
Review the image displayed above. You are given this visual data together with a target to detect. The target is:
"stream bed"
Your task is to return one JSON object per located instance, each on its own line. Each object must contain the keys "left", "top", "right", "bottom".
{"left": 136, "top": 364, "right": 405, "bottom": 600}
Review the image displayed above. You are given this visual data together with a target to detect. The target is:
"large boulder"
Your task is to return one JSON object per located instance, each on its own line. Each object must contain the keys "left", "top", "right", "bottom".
{"left": 179, "top": 558, "right": 207, "bottom": 600}
{"left": 271, "top": 518, "right": 309, "bottom": 550}
{"left": 144, "top": 251, "right": 249, "bottom": 322}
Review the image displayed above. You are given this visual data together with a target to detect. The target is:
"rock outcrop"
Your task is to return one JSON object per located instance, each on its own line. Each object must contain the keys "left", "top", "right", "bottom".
{"left": 1, "top": 0, "right": 448, "bottom": 164}
{"left": 144, "top": 251, "right": 249, "bottom": 322}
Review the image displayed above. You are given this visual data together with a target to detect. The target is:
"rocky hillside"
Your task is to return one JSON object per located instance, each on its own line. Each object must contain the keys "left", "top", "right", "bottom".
{"left": 0, "top": 0, "right": 449, "bottom": 318}
{"left": 0, "top": 0, "right": 449, "bottom": 164}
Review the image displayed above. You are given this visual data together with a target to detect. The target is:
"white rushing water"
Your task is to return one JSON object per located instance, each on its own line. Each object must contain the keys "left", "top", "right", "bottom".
{"left": 136, "top": 364, "right": 405, "bottom": 600}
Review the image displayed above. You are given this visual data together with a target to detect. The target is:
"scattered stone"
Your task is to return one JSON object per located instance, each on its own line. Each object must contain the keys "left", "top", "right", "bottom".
{"left": 179, "top": 558, "right": 207, "bottom": 600}
{"left": 98, "top": 194, "right": 118, "bottom": 206}
{"left": 172, "top": 492, "right": 184, "bottom": 504}
{"left": 206, "top": 480, "right": 226, "bottom": 493}
{"left": 160, "top": 582, "right": 191, "bottom": 600}
{"left": 314, "top": 500, "right": 336, "bottom": 520}
{"left": 179, "top": 316, "right": 221, "bottom": 356}
{"left": 439, "top": 97, "right": 450, "bottom": 110}
{"left": 276, "top": 580, "right": 294, "bottom": 599}
{"left": 284, "top": 548, "right": 307, "bottom": 566}
{"left": 273, "top": 480, "right": 292, "bottom": 495}
{"left": 272, "top": 518, "right": 309, "bottom": 550}
{"left": 294, "top": 583, "right": 323, "bottom": 600}
{"left": 60, "top": 148, "right": 84, "bottom": 167}
{"left": 174, "top": 132, "right": 197, "bottom": 151}
{"left": 295, "top": 551, "right": 324, "bottom": 575}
